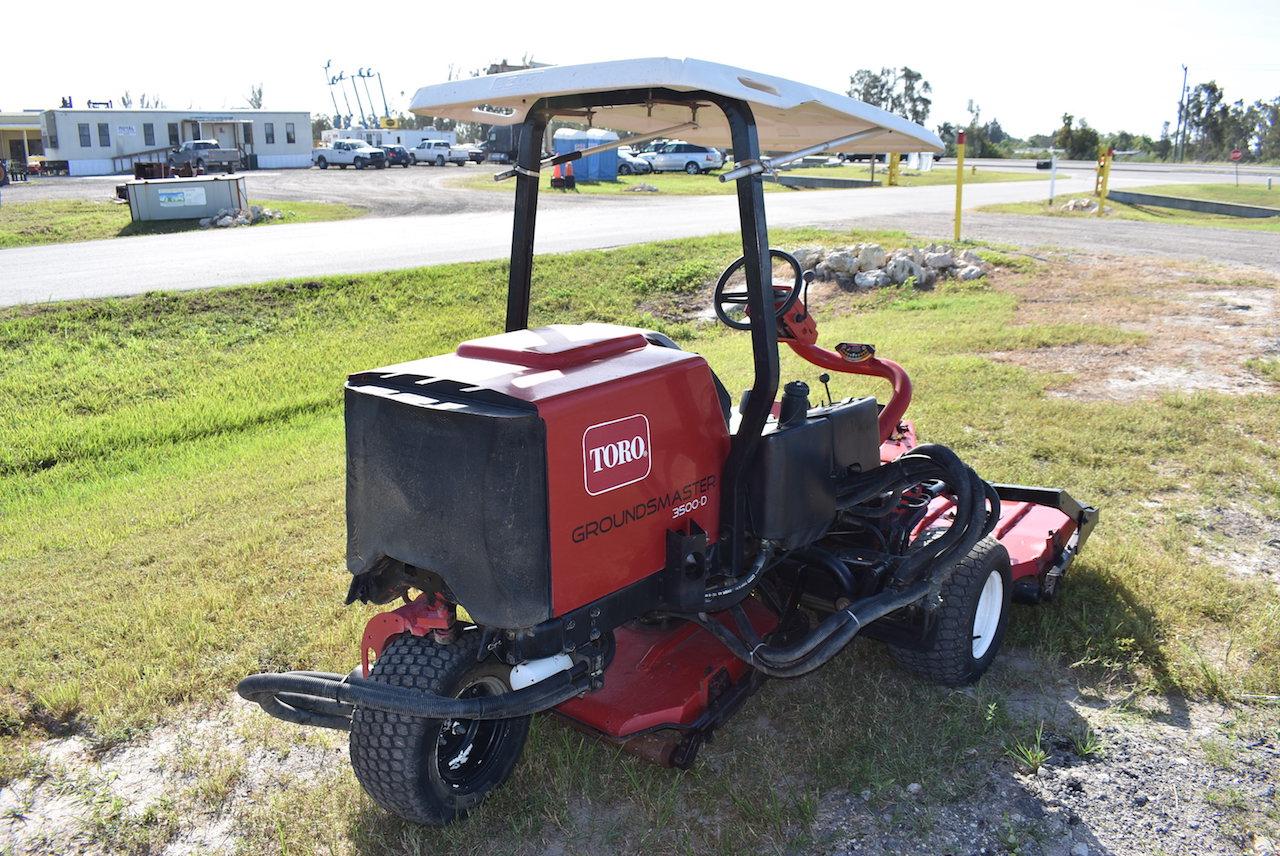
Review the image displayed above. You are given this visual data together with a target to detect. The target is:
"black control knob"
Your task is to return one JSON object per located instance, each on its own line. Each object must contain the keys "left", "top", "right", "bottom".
{"left": 779, "top": 381, "right": 811, "bottom": 427}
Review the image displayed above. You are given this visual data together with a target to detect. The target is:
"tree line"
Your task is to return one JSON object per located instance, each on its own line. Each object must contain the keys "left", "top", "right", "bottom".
{"left": 847, "top": 67, "right": 1279, "bottom": 162}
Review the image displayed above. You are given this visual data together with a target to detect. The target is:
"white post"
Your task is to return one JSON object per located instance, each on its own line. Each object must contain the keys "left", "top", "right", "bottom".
{"left": 1048, "top": 152, "right": 1058, "bottom": 206}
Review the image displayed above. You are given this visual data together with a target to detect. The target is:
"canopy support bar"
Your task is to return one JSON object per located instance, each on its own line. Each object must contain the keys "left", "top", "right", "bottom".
{"left": 506, "top": 109, "right": 548, "bottom": 332}
{"left": 719, "top": 128, "right": 885, "bottom": 182}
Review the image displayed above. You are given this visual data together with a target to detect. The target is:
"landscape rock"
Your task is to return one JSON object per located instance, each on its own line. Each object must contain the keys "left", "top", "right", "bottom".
{"left": 906, "top": 782, "right": 923, "bottom": 797}
{"left": 624, "top": 183, "right": 658, "bottom": 193}
{"left": 958, "top": 264, "right": 987, "bottom": 280}
{"left": 1062, "top": 198, "right": 1097, "bottom": 213}
{"left": 823, "top": 249, "right": 860, "bottom": 277}
{"left": 792, "top": 245, "right": 825, "bottom": 271}
{"left": 924, "top": 250, "right": 956, "bottom": 269}
{"left": 1070, "top": 843, "right": 1090, "bottom": 856}
{"left": 857, "top": 243, "right": 886, "bottom": 271}
{"left": 215, "top": 215, "right": 233, "bottom": 228}
{"left": 853, "top": 269, "right": 892, "bottom": 289}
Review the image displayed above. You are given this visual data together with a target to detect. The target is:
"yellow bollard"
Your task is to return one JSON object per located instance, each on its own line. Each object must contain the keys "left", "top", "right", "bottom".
{"left": 1096, "top": 146, "right": 1113, "bottom": 217}
{"left": 953, "top": 131, "right": 966, "bottom": 242}
{"left": 887, "top": 152, "right": 900, "bottom": 186}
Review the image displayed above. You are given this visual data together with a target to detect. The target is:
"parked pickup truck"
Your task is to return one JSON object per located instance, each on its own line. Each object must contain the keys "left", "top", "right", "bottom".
{"left": 312, "top": 139, "right": 387, "bottom": 170}
{"left": 413, "top": 139, "right": 469, "bottom": 166}
{"left": 168, "top": 139, "right": 241, "bottom": 171}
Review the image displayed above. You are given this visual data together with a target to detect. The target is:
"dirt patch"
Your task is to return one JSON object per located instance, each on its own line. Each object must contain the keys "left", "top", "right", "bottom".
{"left": 0, "top": 699, "right": 346, "bottom": 855}
{"left": 1191, "top": 503, "right": 1280, "bottom": 588}
{"left": 810, "top": 660, "right": 1280, "bottom": 856}
{"left": 988, "top": 255, "right": 1280, "bottom": 401}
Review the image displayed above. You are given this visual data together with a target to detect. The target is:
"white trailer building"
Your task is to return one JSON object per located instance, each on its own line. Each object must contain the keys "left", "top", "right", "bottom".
{"left": 37, "top": 108, "right": 312, "bottom": 175}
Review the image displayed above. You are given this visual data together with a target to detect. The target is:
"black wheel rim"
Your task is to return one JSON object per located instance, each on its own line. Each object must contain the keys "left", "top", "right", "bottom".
{"left": 435, "top": 675, "right": 510, "bottom": 793}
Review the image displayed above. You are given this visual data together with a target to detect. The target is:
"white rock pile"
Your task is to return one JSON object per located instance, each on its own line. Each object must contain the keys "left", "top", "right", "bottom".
{"left": 199, "top": 205, "right": 284, "bottom": 229}
{"left": 1061, "top": 198, "right": 1098, "bottom": 213}
{"left": 792, "top": 242, "right": 993, "bottom": 290}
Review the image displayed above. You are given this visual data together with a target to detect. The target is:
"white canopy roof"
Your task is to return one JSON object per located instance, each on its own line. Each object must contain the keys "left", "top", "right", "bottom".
{"left": 409, "top": 58, "right": 942, "bottom": 154}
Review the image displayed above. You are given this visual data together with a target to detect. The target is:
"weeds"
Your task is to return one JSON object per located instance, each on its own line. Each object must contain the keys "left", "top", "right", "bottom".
{"left": 1005, "top": 722, "right": 1049, "bottom": 773}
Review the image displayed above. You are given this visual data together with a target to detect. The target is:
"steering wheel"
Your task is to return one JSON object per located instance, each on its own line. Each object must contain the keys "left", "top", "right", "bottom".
{"left": 713, "top": 249, "right": 804, "bottom": 330}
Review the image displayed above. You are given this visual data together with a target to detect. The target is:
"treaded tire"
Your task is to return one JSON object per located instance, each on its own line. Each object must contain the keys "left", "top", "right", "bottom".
{"left": 890, "top": 537, "right": 1012, "bottom": 686}
{"left": 349, "top": 632, "right": 530, "bottom": 825}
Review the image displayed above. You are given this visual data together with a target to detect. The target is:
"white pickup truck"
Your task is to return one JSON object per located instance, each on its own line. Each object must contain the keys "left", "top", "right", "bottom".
{"left": 412, "top": 139, "right": 469, "bottom": 166}
{"left": 312, "top": 139, "right": 387, "bottom": 170}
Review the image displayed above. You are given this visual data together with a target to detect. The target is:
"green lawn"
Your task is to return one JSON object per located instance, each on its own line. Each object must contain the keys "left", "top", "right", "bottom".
{"left": 980, "top": 182, "right": 1280, "bottom": 232}
{"left": 0, "top": 198, "right": 365, "bottom": 249}
{"left": 1128, "top": 182, "right": 1280, "bottom": 208}
{"left": 456, "top": 163, "right": 1051, "bottom": 196}
{"left": 1, "top": 230, "right": 1278, "bottom": 852}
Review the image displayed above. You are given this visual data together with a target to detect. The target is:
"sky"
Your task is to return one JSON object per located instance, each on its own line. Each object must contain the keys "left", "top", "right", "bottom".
{"left": 3, "top": 0, "right": 1277, "bottom": 139}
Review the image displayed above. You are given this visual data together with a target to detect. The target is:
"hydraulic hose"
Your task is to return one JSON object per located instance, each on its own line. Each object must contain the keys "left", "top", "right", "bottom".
{"left": 687, "top": 442, "right": 999, "bottom": 680}
{"left": 237, "top": 662, "right": 591, "bottom": 731}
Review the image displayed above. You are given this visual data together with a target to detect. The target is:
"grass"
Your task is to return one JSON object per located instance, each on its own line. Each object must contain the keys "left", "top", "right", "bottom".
{"left": 2, "top": 227, "right": 1279, "bottom": 851}
{"left": 979, "top": 182, "right": 1280, "bottom": 232}
{"left": 455, "top": 163, "right": 1050, "bottom": 196}
{"left": 0, "top": 198, "right": 365, "bottom": 249}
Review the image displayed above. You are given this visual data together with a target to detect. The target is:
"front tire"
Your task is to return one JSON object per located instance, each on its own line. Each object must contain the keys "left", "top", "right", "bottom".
{"left": 349, "top": 632, "right": 530, "bottom": 826}
{"left": 618, "top": 162, "right": 633, "bottom": 175}
{"left": 316, "top": 156, "right": 328, "bottom": 169}
{"left": 890, "top": 538, "right": 1012, "bottom": 686}
{"left": 355, "top": 157, "right": 366, "bottom": 170}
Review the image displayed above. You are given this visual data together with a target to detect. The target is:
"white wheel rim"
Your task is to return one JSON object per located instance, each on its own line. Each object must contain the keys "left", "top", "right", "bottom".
{"left": 971, "top": 570, "right": 1003, "bottom": 659}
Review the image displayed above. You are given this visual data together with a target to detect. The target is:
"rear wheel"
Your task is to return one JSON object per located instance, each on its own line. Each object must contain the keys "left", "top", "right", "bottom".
{"left": 890, "top": 537, "right": 1012, "bottom": 686}
{"left": 349, "top": 632, "right": 530, "bottom": 825}
{"left": 436, "top": 155, "right": 446, "bottom": 167}
{"left": 685, "top": 161, "right": 701, "bottom": 175}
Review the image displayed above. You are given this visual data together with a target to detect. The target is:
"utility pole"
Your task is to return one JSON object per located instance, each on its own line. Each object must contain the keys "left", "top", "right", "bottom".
{"left": 1174, "top": 64, "right": 1189, "bottom": 163}
{"left": 322, "top": 60, "right": 340, "bottom": 123}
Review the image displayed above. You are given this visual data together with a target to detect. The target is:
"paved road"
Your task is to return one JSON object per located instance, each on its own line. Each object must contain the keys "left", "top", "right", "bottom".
{"left": 1, "top": 170, "right": 1273, "bottom": 307}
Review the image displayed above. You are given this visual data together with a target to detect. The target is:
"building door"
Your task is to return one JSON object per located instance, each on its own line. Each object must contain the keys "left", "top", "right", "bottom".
{"left": 211, "top": 123, "right": 236, "bottom": 148}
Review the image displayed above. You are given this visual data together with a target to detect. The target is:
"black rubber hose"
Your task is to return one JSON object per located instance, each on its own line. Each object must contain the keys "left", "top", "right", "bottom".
{"left": 237, "top": 662, "right": 591, "bottom": 727}
{"left": 791, "top": 547, "right": 859, "bottom": 600}
{"left": 692, "top": 580, "right": 931, "bottom": 678}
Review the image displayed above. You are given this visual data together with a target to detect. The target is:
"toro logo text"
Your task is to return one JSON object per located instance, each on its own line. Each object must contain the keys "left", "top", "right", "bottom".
{"left": 582, "top": 414, "right": 651, "bottom": 496}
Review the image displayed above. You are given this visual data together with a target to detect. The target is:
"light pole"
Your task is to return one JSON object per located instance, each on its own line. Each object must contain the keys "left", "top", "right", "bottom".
{"left": 1175, "top": 64, "right": 1189, "bottom": 163}
{"left": 332, "top": 73, "right": 353, "bottom": 128}
{"left": 322, "top": 60, "right": 340, "bottom": 124}
{"left": 346, "top": 71, "right": 367, "bottom": 129}
{"left": 357, "top": 69, "right": 378, "bottom": 125}
{"left": 374, "top": 70, "right": 391, "bottom": 120}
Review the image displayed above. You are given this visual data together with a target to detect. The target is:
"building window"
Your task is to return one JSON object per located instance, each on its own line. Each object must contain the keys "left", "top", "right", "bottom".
{"left": 97, "top": 123, "right": 110, "bottom": 147}
{"left": 285, "top": 122, "right": 296, "bottom": 145}
{"left": 264, "top": 122, "right": 275, "bottom": 145}
{"left": 143, "top": 123, "right": 155, "bottom": 146}
{"left": 244, "top": 123, "right": 253, "bottom": 144}
{"left": 168, "top": 123, "right": 180, "bottom": 146}
{"left": 78, "top": 123, "right": 91, "bottom": 147}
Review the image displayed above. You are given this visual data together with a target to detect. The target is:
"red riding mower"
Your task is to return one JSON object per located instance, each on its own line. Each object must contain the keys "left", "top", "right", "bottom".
{"left": 240, "top": 59, "right": 1097, "bottom": 825}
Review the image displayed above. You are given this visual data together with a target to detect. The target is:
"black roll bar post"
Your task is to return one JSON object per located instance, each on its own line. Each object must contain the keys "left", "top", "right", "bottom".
{"left": 506, "top": 106, "right": 549, "bottom": 332}
{"left": 501, "top": 91, "right": 780, "bottom": 576}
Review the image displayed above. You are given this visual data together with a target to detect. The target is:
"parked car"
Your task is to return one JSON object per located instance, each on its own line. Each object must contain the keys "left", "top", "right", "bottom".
{"left": 616, "top": 147, "right": 652, "bottom": 175}
{"left": 313, "top": 139, "right": 387, "bottom": 170}
{"left": 413, "top": 139, "right": 469, "bottom": 166}
{"left": 168, "top": 139, "right": 241, "bottom": 172}
{"left": 381, "top": 145, "right": 413, "bottom": 167}
{"left": 640, "top": 141, "right": 724, "bottom": 174}
{"left": 456, "top": 144, "right": 487, "bottom": 163}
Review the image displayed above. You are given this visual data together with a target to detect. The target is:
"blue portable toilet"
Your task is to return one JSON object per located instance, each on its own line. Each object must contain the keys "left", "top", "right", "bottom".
{"left": 553, "top": 127, "right": 620, "bottom": 181}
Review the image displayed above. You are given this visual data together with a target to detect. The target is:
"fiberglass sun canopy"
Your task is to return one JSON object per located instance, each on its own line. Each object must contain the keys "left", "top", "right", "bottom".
{"left": 409, "top": 58, "right": 943, "bottom": 155}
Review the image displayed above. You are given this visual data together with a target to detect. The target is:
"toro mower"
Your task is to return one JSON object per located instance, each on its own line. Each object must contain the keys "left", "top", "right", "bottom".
{"left": 239, "top": 58, "right": 1097, "bottom": 825}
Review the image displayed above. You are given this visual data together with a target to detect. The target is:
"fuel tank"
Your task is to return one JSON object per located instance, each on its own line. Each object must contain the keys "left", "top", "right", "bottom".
{"left": 344, "top": 324, "right": 730, "bottom": 628}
